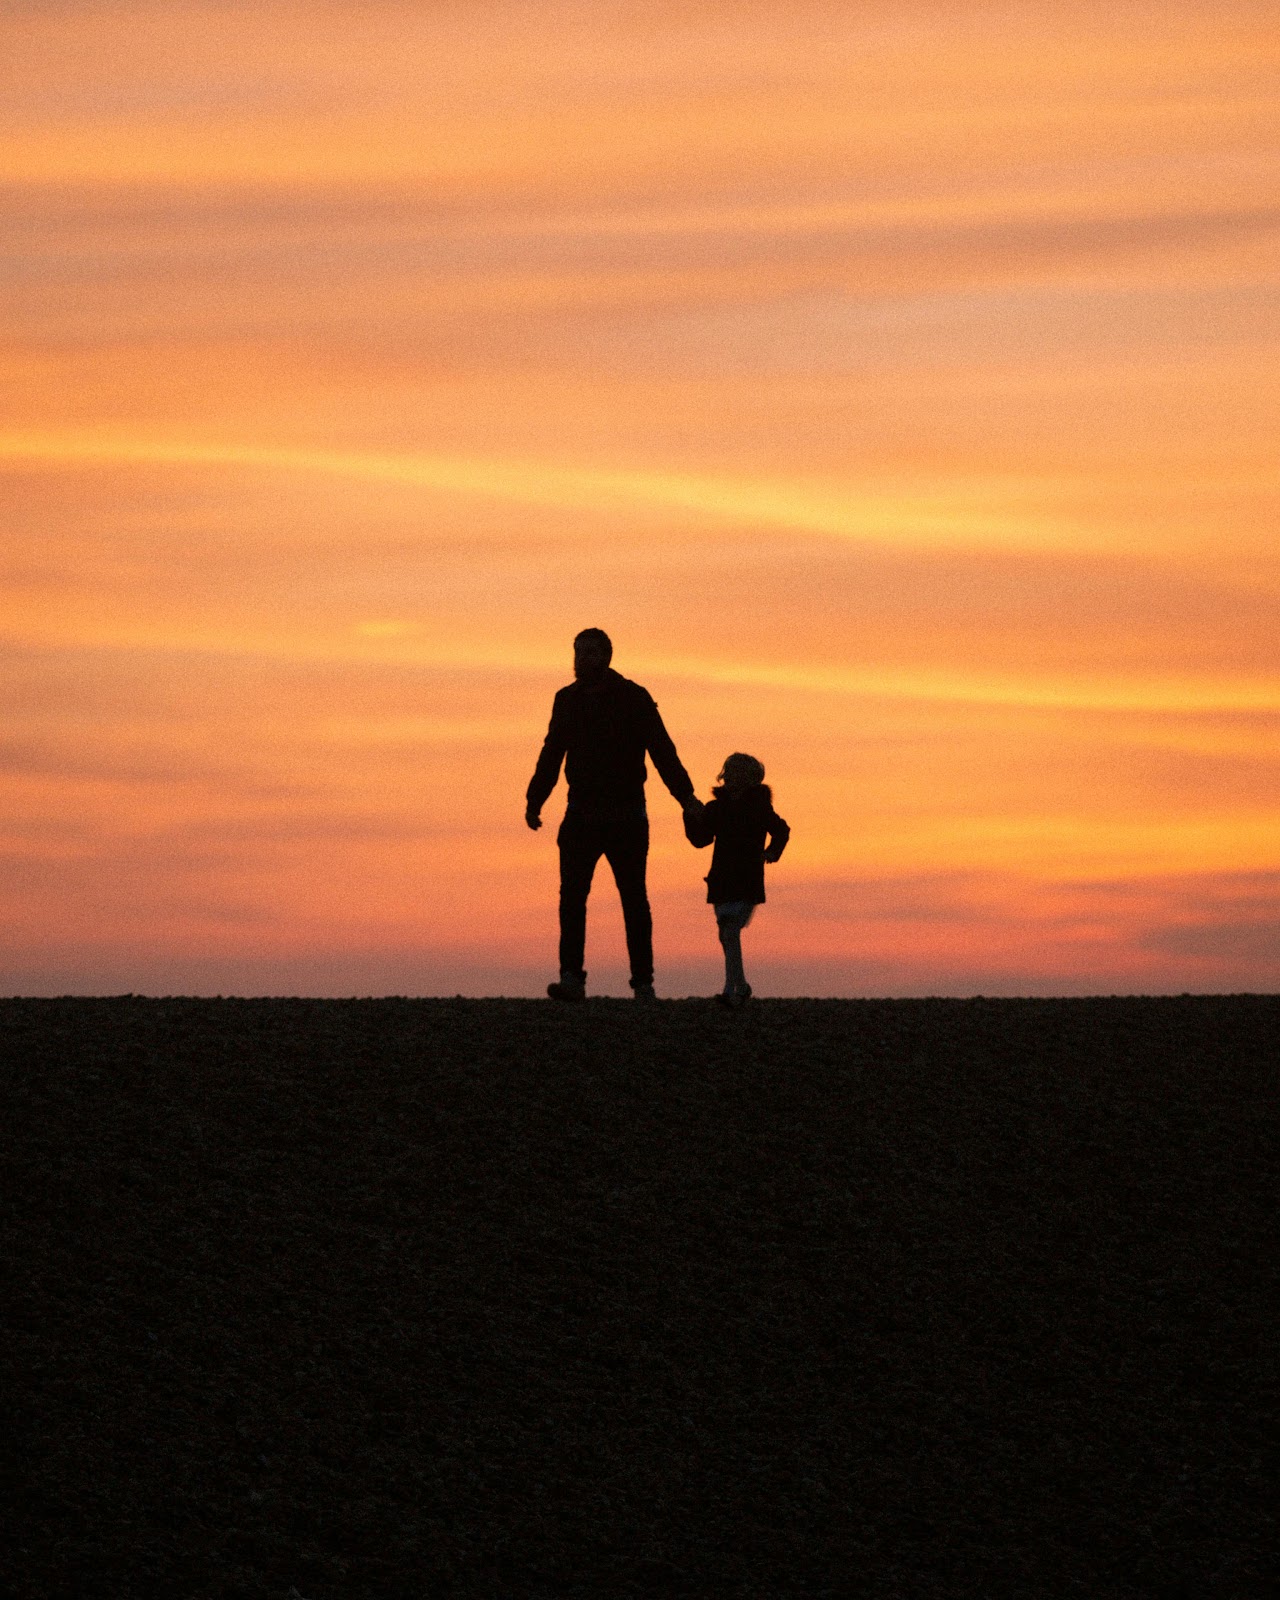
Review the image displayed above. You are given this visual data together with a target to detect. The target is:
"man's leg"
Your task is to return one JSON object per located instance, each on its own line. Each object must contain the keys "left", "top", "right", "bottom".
{"left": 604, "top": 814, "right": 653, "bottom": 991}
{"left": 557, "top": 811, "right": 601, "bottom": 988}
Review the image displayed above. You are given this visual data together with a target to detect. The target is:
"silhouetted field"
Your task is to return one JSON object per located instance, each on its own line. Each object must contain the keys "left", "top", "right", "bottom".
{"left": 2, "top": 996, "right": 1276, "bottom": 1598}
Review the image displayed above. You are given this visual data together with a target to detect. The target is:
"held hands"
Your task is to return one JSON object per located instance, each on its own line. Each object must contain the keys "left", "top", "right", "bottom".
{"left": 681, "top": 795, "right": 710, "bottom": 848}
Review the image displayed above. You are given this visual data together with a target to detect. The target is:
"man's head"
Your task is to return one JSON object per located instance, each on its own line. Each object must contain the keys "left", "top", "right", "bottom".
{"left": 573, "top": 628, "right": 613, "bottom": 682}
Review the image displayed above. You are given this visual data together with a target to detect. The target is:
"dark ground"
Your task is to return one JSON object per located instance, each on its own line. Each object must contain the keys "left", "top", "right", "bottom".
{"left": 1, "top": 996, "right": 1276, "bottom": 1599}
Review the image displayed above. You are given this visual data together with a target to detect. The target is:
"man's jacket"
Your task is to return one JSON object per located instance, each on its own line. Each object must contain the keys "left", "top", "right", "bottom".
{"left": 527, "top": 670, "right": 695, "bottom": 817}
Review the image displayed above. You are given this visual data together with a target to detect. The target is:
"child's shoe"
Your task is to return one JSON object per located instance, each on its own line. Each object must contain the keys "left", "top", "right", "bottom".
{"left": 717, "top": 983, "right": 752, "bottom": 1009}
{"left": 632, "top": 983, "right": 657, "bottom": 1002}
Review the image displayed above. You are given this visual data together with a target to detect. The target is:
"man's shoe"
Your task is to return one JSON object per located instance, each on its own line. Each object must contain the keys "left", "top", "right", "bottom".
{"left": 632, "top": 983, "right": 657, "bottom": 1002}
{"left": 547, "top": 979, "right": 586, "bottom": 1002}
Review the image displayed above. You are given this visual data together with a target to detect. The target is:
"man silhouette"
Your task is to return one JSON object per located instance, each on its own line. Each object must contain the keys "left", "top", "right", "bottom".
{"left": 526, "top": 629, "right": 700, "bottom": 1001}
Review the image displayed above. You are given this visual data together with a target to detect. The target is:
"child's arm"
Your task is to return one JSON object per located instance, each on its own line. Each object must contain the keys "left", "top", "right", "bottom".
{"left": 683, "top": 799, "right": 716, "bottom": 848}
{"left": 763, "top": 811, "right": 790, "bottom": 863}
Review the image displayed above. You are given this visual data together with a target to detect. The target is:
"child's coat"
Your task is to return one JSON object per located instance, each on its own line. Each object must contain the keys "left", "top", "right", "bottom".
{"left": 684, "top": 784, "right": 790, "bottom": 905}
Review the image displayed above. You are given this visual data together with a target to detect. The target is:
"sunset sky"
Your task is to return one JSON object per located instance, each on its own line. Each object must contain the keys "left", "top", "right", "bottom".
{"left": 3, "top": 0, "right": 1278, "bottom": 996}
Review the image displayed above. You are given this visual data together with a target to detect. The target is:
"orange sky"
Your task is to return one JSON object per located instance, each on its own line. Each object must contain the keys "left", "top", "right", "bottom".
{"left": 3, "top": 0, "right": 1278, "bottom": 995}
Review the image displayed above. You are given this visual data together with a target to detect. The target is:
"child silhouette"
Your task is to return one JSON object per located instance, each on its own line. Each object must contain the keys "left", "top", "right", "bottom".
{"left": 684, "top": 753, "right": 789, "bottom": 1006}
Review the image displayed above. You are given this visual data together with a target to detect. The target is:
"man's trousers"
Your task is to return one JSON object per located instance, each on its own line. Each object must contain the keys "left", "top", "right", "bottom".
{"left": 556, "top": 808, "right": 652, "bottom": 989}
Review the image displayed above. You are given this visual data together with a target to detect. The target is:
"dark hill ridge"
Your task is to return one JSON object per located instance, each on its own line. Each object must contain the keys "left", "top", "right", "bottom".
{"left": 2, "top": 996, "right": 1276, "bottom": 1598}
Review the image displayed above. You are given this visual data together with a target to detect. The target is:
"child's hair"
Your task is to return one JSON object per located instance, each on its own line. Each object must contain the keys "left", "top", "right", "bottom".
{"left": 715, "top": 752, "right": 767, "bottom": 796}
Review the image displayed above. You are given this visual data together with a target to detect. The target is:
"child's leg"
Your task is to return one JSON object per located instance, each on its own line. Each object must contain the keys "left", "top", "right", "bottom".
{"left": 715, "top": 903, "right": 754, "bottom": 994}
{"left": 718, "top": 917, "right": 746, "bottom": 993}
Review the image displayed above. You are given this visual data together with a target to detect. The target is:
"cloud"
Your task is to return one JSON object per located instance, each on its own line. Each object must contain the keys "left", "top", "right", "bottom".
{"left": 1129, "top": 870, "right": 1280, "bottom": 969}
{"left": 1145, "top": 918, "right": 1280, "bottom": 965}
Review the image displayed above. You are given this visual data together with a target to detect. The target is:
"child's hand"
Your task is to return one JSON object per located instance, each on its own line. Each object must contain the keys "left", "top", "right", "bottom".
{"left": 763, "top": 847, "right": 782, "bottom": 863}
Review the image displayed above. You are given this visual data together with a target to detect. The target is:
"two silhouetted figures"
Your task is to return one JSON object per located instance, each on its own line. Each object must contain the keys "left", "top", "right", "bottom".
{"left": 526, "top": 629, "right": 788, "bottom": 1004}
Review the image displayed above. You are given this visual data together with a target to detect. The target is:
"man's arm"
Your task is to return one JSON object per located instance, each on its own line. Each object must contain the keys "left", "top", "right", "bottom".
{"left": 526, "top": 694, "right": 570, "bottom": 827}
{"left": 643, "top": 698, "right": 697, "bottom": 808}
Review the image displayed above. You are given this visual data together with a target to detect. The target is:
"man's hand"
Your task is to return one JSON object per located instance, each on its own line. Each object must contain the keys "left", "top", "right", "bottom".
{"left": 681, "top": 796, "right": 704, "bottom": 817}
{"left": 525, "top": 807, "right": 543, "bottom": 831}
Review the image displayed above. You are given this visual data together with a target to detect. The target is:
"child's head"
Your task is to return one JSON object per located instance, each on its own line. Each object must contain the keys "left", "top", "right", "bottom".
{"left": 717, "top": 752, "right": 766, "bottom": 794}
